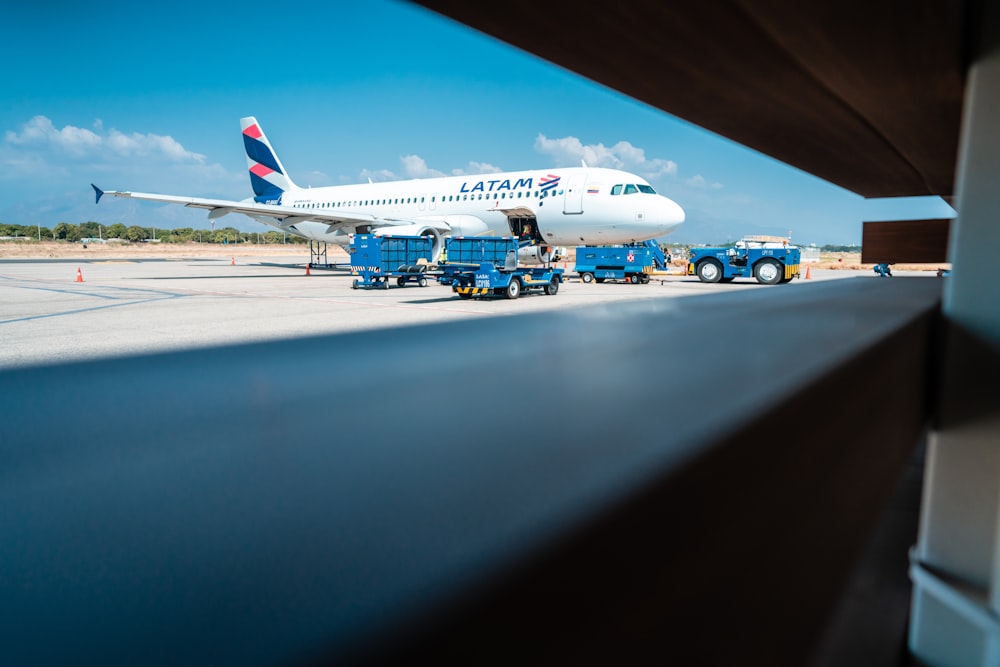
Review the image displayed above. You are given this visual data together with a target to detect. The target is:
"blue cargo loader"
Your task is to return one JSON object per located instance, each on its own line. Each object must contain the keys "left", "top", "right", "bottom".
{"left": 441, "top": 237, "right": 563, "bottom": 299}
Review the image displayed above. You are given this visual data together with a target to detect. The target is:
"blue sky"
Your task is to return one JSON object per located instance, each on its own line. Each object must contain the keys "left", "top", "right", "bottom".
{"left": 3, "top": 0, "right": 955, "bottom": 245}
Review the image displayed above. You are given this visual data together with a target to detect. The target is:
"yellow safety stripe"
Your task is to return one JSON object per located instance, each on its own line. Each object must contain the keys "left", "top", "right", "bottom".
{"left": 454, "top": 287, "right": 492, "bottom": 295}
{"left": 785, "top": 263, "right": 800, "bottom": 279}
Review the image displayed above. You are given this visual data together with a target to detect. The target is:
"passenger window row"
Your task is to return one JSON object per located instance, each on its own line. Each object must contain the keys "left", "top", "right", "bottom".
{"left": 292, "top": 187, "right": 568, "bottom": 209}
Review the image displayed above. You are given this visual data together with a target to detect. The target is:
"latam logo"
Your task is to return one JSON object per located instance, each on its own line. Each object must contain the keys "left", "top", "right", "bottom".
{"left": 459, "top": 176, "right": 536, "bottom": 194}
{"left": 539, "top": 174, "right": 561, "bottom": 193}
{"left": 457, "top": 174, "right": 564, "bottom": 194}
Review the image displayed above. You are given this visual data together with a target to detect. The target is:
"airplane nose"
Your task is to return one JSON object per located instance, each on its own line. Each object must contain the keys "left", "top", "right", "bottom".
{"left": 653, "top": 196, "right": 685, "bottom": 233}
{"left": 665, "top": 197, "right": 685, "bottom": 222}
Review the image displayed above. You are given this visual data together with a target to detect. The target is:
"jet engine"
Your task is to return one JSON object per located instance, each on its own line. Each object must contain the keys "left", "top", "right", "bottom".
{"left": 432, "top": 214, "right": 488, "bottom": 237}
{"left": 374, "top": 225, "right": 444, "bottom": 262}
{"left": 517, "top": 244, "right": 562, "bottom": 265}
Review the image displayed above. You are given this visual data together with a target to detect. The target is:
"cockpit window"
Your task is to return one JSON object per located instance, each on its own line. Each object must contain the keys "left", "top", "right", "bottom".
{"left": 638, "top": 184, "right": 656, "bottom": 194}
{"left": 624, "top": 184, "right": 638, "bottom": 195}
{"left": 610, "top": 184, "right": 622, "bottom": 195}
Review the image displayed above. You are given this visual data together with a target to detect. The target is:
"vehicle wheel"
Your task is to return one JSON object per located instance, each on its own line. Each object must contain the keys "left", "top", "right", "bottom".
{"left": 697, "top": 260, "right": 723, "bottom": 283}
{"left": 544, "top": 279, "right": 559, "bottom": 295}
{"left": 419, "top": 277, "right": 428, "bottom": 287}
{"left": 352, "top": 279, "right": 359, "bottom": 290}
{"left": 629, "top": 274, "right": 640, "bottom": 284}
{"left": 754, "top": 259, "right": 783, "bottom": 285}
{"left": 581, "top": 272, "right": 594, "bottom": 283}
{"left": 506, "top": 278, "right": 521, "bottom": 299}
{"left": 641, "top": 275, "right": 650, "bottom": 284}
{"left": 397, "top": 277, "right": 405, "bottom": 287}
{"left": 382, "top": 279, "right": 390, "bottom": 290}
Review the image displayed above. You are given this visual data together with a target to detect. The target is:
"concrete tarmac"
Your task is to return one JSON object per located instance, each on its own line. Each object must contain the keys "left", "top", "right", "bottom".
{"left": 0, "top": 255, "right": 897, "bottom": 369}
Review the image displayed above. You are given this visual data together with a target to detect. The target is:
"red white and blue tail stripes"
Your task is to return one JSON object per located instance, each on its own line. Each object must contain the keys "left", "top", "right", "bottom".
{"left": 240, "top": 117, "right": 294, "bottom": 203}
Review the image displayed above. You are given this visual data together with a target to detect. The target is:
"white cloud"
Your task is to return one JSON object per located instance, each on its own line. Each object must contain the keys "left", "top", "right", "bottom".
{"left": 361, "top": 155, "right": 502, "bottom": 182}
{"left": 105, "top": 129, "right": 204, "bottom": 162}
{"left": 685, "top": 174, "right": 723, "bottom": 189}
{"left": 452, "top": 161, "right": 502, "bottom": 176}
{"left": 5, "top": 115, "right": 205, "bottom": 163}
{"left": 0, "top": 116, "right": 244, "bottom": 224}
{"left": 401, "top": 154, "right": 446, "bottom": 178}
{"left": 298, "top": 169, "right": 333, "bottom": 188}
{"left": 534, "top": 134, "right": 678, "bottom": 179}
{"left": 358, "top": 167, "right": 397, "bottom": 183}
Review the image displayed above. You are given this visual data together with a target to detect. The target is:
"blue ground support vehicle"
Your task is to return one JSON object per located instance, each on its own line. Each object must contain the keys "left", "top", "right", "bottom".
{"left": 441, "top": 237, "right": 563, "bottom": 299}
{"left": 687, "top": 236, "right": 801, "bottom": 285}
{"left": 437, "top": 237, "right": 513, "bottom": 286}
{"left": 349, "top": 234, "right": 433, "bottom": 290}
{"left": 574, "top": 240, "right": 669, "bottom": 284}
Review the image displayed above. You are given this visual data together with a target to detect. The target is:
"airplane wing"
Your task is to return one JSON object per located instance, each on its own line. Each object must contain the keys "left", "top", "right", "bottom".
{"left": 91, "top": 185, "right": 450, "bottom": 233}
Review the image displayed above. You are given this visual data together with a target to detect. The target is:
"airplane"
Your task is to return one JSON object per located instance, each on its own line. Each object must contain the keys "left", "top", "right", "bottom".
{"left": 93, "top": 117, "right": 685, "bottom": 263}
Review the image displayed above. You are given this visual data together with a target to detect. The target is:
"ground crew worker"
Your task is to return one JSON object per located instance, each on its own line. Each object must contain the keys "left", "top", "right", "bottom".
{"left": 874, "top": 263, "right": 893, "bottom": 277}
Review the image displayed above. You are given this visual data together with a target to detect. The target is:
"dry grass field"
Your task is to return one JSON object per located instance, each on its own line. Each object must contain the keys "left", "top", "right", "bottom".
{"left": 810, "top": 253, "right": 949, "bottom": 271}
{"left": 0, "top": 241, "right": 948, "bottom": 272}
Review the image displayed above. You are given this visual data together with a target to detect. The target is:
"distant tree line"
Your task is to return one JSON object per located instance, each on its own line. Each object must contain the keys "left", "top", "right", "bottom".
{"left": 0, "top": 222, "right": 308, "bottom": 245}
{"left": 818, "top": 244, "right": 862, "bottom": 252}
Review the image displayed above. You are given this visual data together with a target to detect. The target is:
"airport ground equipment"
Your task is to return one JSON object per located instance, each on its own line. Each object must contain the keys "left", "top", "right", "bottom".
{"left": 687, "top": 235, "right": 801, "bottom": 285}
{"left": 643, "top": 239, "right": 671, "bottom": 268}
{"left": 440, "top": 236, "right": 563, "bottom": 299}
{"left": 437, "top": 236, "right": 513, "bottom": 286}
{"left": 349, "top": 234, "right": 433, "bottom": 289}
{"left": 574, "top": 241, "right": 668, "bottom": 284}
{"left": 873, "top": 263, "right": 893, "bottom": 277}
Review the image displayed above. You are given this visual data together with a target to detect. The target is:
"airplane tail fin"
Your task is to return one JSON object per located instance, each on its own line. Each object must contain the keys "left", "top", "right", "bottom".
{"left": 240, "top": 116, "right": 297, "bottom": 202}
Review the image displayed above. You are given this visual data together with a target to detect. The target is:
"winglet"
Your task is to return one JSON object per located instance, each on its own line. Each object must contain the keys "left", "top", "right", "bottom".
{"left": 92, "top": 184, "right": 104, "bottom": 204}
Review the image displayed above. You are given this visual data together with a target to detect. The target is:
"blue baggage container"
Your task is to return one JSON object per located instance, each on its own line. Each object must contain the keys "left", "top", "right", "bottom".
{"left": 350, "top": 234, "right": 433, "bottom": 289}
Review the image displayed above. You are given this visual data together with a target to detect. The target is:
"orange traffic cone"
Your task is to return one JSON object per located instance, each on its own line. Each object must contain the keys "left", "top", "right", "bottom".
{"left": 305, "top": 263, "right": 311, "bottom": 276}
{"left": 76, "top": 267, "right": 83, "bottom": 283}
{"left": 231, "top": 256, "right": 235, "bottom": 266}
{"left": 805, "top": 266, "right": 811, "bottom": 280}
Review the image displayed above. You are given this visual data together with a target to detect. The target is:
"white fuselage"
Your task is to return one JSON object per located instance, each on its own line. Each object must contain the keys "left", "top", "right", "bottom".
{"left": 247, "top": 166, "right": 684, "bottom": 246}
